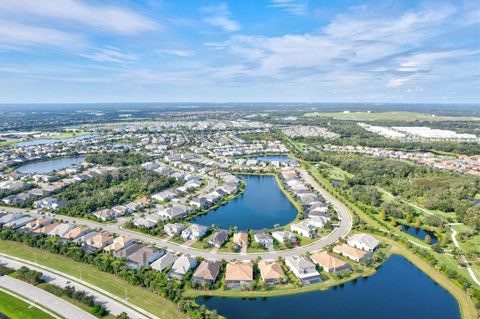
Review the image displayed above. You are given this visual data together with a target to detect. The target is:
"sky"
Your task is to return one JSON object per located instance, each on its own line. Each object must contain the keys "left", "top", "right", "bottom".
{"left": 0, "top": 0, "right": 479, "bottom": 104}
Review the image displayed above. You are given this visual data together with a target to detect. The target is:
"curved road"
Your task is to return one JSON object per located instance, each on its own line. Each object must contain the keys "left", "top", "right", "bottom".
{"left": 3, "top": 168, "right": 352, "bottom": 261}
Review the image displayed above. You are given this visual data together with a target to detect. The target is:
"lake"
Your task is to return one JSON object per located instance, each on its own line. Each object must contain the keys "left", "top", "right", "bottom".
{"left": 251, "top": 155, "right": 296, "bottom": 163}
{"left": 401, "top": 224, "right": 438, "bottom": 244}
{"left": 15, "top": 157, "right": 85, "bottom": 174}
{"left": 16, "top": 135, "right": 92, "bottom": 147}
{"left": 197, "top": 255, "right": 460, "bottom": 319}
{"left": 192, "top": 175, "right": 297, "bottom": 230}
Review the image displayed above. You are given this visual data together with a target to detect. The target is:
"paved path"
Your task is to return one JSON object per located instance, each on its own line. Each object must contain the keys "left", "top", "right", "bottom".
{"left": 0, "top": 275, "right": 96, "bottom": 319}
{"left": 0, "top": 254, "right": 160, "bottom": 319}
{"left": 450, "top": 227, "right": 480, "bottom": 287}
{"left": 1, "top": 168, "right": 353, "bottom": 261}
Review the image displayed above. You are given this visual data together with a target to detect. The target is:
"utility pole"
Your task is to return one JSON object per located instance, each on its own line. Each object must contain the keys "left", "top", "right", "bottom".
{"left": 124, "top": 287, "right": 128, "bottom": 300}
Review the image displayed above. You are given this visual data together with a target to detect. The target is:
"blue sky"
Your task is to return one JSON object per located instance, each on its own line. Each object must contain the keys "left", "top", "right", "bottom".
{"left": 0, "top": 0, "right": 479, "bottom": 103}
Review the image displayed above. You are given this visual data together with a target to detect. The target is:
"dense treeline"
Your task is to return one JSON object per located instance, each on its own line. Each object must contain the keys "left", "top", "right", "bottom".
{"left": 0, "top": 229, "right": 216, "bottom": 319}
{"left": 305, "top": 151, "right": 480, "bottom": 230}
{"left": 57, "top": 168, "right": 176, "bottom": 218}
{"left": 85, "top": 151, "right": 150, "bottom": 167}
{"left": 14, "top": 266, "right": 43, "bottom": 285}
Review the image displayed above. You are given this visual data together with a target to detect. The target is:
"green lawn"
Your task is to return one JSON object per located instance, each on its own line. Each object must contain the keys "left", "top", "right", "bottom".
{"left": 0, "top": 138, "right": 18, "bottom": 148}
{"left": 0, "top": 241, "right": 187, "bottom": 319}
{"left": 0, "top": 289, "right": 55, "bottom": 319}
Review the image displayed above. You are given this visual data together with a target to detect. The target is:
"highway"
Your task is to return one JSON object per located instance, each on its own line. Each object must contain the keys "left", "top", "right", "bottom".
{"left": 0, "top": 254, "right": 160, "bottom": 319}
{"left": 0, "top": 275, "right": 96, "bottom": 319}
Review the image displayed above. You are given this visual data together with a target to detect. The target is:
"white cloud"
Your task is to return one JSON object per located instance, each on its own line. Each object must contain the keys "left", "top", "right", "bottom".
{"left": 0, "top": 0, "right": 158, "bottom": 35}
{"left": 80, "top": 47, "right": 137, "bottom": 63}
{"left": 157, "top": 49, "right": 195, "bottom": 57}
{"left": 270, "top": 0, "right": 308, "bottom": 16}
{"left": 387, "top": 77, "right": 411, "bottom": 88}
{"left": 201, "top": 4, "right": 240, "bottom": 32}
{"left": 0, "top": 19, "right": 86, "bottom": 50}
{"left": 205, "top": 4, "right": 473, "bottom": 89}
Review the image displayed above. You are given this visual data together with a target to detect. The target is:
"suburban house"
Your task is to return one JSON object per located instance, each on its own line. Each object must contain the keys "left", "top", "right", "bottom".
{"left": 168, "top": 255, "right": 198, "bottom": 280}
{"left": 310, "top": 251, "right": 351, "bottom": 273}
{"left": 232, "top": 232, "right": 248, "bottom": 248}
{"left": 164, "top": 223, "right": 186, "bottom": 236}
{"left": 114, "top": 243, "right": 143, "bottom": 259}
{"left": 190, "top": 197, "right": 209, "bottom": 209}
{"left": 2, "top": 215, "right": 34, "bottom": 229}
{"left": 47, "top": 223, "right": 74, "bottom": 237}
{"left": 181, "top": 224, "right": 208, "bottom": 241}
{"left": 126, "top": 246, "right": 164, "bottom": 270}
{"left": 192, "top": 260, "right": 222, "bottom": 285}
{"left": 347, "top": 233, "right": 379, "bottom": 252}
{"left": 333, "top": 244, "right": 372, "bottom": 262}
{"left": 150, "top": 252, "right": 179, "bottom": 272}
{"left": 208, "top": 229, "right": 228, "bottom": 248}
{"left": 62, "top": 226, "right": 90, "bottom": 240}
{"left": 84, "top": 232, "right": 114, "bottom": 250}
{"left": 272, "top": 230, "right": 297, "bottom": 244}
{"left": 104, "top": 235, "right": 134, "bottom": 253}
{"left": 152, "top": 190, "right": 176, "bottom": 202}
{"left": 225, "top": 262, "right": 253, "bottom": 288}
{"left": 258, "top": 260, "right": 285, "bottom": 285}
{"left": 157, "top": 204, "right": 190, "bottom": 220}
{"left": 291, "top": 221, "right": 316, "bottom": 238}
{"left": 25, "top": 218, "right": 51, "bottom": 231}
{"left": 33, "top": 197, "right": 65, "bottom": 210}
{"left": 253, "top": 230, "right": 273, "bottom": 248}
{"left": 285, "top": 255, "right": 321, "bottom": 285}
{"left": 93, "top": 208, "right": 116, "bottom": 221}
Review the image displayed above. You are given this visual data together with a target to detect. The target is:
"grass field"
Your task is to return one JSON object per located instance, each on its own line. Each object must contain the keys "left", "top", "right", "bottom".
{"left": 304, "top": 111, "right": 480, "bottom": 122}
{"left": 0, "top": 138, "right": 19, "bottom": 148}
{"left": 0, "top": 289, "right": 55, "bottom": 319}
{"left": 0, "top": 241, "right": 187, "bottom": 319}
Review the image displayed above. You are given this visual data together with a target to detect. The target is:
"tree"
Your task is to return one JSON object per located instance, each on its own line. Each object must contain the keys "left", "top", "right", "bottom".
{"left": 379, "top": 211, "right": 387, "bottom": 221}
{"left": 424, "top": 234, "right": 432, "bottom": 245}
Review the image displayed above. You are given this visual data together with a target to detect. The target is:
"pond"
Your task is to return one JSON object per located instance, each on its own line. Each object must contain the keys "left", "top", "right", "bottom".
{"left": 15, "top": 157, "right": 85, "bottom": 174}
{"left": 197, "top": 255, "right": 460, "bottom": 319}
{"left": 401, "top": 224, "right": 438, "bottom": 244}
{"left": 16, "top": 135, "right": 92, "bottom": 147}
{"left": 331, "top": 179, "right": 342, "bottom": 186}
{"left": 251, "top": 155, "right": 296, "bottom": 163}
{"left": 192, "top": 175, "right": 297, "bottom": 230}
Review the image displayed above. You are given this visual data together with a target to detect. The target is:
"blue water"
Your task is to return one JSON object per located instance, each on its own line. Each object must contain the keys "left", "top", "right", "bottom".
{"left": 331, "top": 179, "right": 342, "bottom": 186}
{"left": 16, "top": 135, "right": 92, "bottom": 147}
{"left": 193, "top": 175, "right": 297, "bottom": 230}
{"left": 401, "top": 225, "right": 438, "bottom": 244}
{"left": 251, "top": 155, "right": 295, "bottom": 163}
{"left": 197, "top": 255, "right": 460, "bottom": 319}
{"left": 15, "top": 157, "right": 85, "bottom": 174}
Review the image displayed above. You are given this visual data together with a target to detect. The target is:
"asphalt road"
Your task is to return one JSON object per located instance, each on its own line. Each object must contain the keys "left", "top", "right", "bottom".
{"left": 1, "top": 168, "right": 352, "bottom": 261}
{"left": 0, "top": 255, "right": 160, "bottom": 319}
{"left": 0, "top": 275, "right": 96, "bottom": 319}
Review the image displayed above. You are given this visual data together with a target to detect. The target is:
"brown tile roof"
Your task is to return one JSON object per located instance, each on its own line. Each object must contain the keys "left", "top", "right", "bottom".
{"left": 225, "top": 262, "right": 253, "bottom": 281}
{"left": 258, "top": 260, "right": 285, "bottom": 281}
{"left": 193, "top": 260, "right": 222, "bottom": 281}
{"left": 62, "top": 226, "right": 88, "bottom": 239}
{"left": 310, "top": 251, "right": 348, "bottom": 270}
{"left": 333, "top": 244, "right": 369, "bottom": 259}
{"left": 233, "top": 232, "right": 248, "bottom": 246}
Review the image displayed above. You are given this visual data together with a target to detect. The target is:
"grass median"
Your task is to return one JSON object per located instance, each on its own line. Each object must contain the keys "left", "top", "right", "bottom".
{"left": 0, "top": 288, "right": 56, "bottom": 319}
{"left": 0, "top": 240, "right": 187, "bottom": 319}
